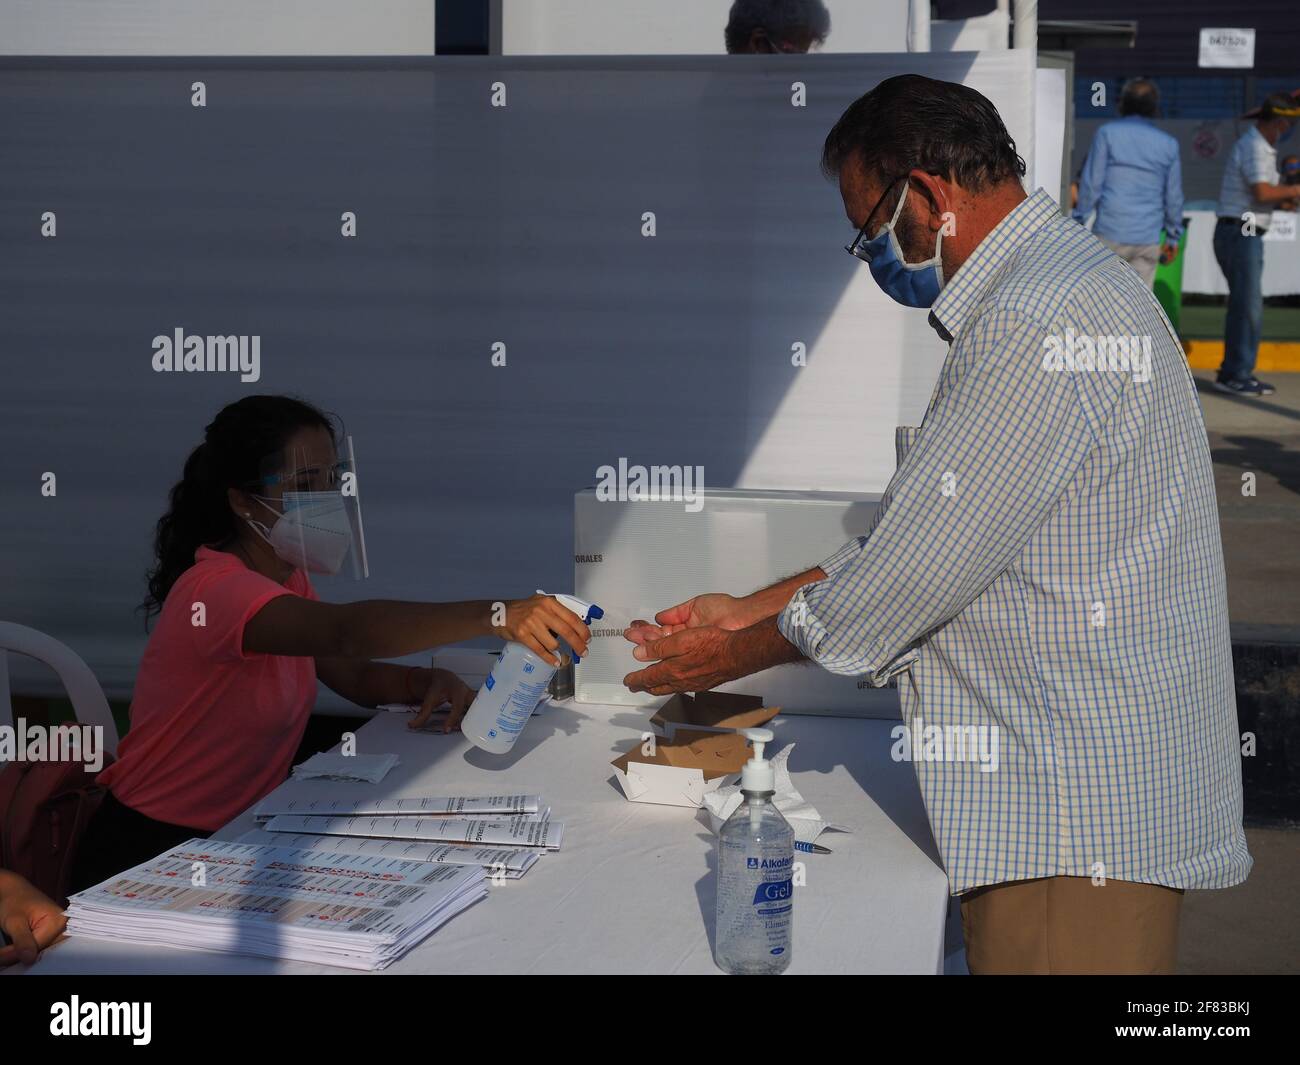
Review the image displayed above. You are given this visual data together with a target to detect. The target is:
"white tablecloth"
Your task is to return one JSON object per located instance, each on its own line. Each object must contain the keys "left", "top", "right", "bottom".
{"left": 1181, "top": 208, "right": 1300, "bottom": 296}
{"left": 19, "top": 704, "right": 950, "bottom": 975}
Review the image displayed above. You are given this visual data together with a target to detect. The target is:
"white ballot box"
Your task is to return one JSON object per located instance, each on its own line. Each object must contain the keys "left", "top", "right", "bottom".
{"left": 573, "top": 487, "right": 900, "bottom": 718}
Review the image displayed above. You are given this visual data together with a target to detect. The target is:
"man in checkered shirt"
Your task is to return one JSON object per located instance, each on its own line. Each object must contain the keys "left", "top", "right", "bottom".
{"left": 624, "top": 74, "right": 1250, "bottom": 974}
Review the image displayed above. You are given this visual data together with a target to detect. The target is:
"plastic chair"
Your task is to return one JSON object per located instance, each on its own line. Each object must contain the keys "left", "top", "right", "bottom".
{"left": 0, "top": 622, "right": 119, "bottom": 759}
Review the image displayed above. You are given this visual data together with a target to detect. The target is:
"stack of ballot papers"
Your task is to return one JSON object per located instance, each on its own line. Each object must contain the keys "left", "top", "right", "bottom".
{"left": 260, "top": 813, "right": 562, "bottom": 849}
{"left": 236, "top": 831, "right": 540, "bottom": 879}
{"left": 64, "top": 839, "right": 487, "bottom": 970}
{"left": 252, "top": 792, "right": 564, "bottom": 855}
{"left": 252, "top": 791, "right": 549, "bottom": 822}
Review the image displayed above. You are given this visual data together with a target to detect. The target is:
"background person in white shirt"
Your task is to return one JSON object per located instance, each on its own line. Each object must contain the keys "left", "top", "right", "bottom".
{"left": 1212, "top": 92, "right": 1300, "bottom": 397}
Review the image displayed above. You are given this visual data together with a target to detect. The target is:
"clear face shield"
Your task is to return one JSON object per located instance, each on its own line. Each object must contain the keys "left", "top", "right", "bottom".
{"left": 247, "top": 434, "right": 369, "bottom": 580}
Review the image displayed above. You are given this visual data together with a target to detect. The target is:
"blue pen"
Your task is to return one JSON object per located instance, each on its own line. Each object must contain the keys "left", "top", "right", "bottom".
{"left": 794, "top": 840, "right": 832, "bottom": 854}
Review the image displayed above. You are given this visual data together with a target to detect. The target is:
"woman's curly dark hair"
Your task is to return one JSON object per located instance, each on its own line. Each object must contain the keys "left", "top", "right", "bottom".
{"left": 142, "top": 395, "right": 335, "bottom": 622}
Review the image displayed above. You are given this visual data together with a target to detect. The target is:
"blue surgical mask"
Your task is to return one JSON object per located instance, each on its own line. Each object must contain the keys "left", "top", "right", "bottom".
{"left": 848, "top": 188, "right": 945, "bottom": 308}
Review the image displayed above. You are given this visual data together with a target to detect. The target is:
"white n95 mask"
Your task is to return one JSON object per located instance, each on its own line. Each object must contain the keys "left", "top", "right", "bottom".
{"left": 248, "top": 491, "right": 353, "bottom": 575}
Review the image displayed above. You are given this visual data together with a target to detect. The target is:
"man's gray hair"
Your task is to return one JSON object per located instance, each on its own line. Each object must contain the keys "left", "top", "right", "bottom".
{"left": 1118, "top": 78, "right": 1160, "bottom": 118}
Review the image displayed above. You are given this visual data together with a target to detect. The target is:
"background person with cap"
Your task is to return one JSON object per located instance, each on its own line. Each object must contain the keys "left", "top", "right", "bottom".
{"left": 1212, "top": 91, "right": 1300, "bottom": 396}
{"left": 1071, "top": 78, "right": 1183, "bottom": 287}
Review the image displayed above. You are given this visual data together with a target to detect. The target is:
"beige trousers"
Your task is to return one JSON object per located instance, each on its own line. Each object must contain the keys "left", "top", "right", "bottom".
{"left": 1098, "top": 236, "right": 1161, "bottom": 287}
{"left": 960, "top": 875, "right": 1184, "bottom": 975}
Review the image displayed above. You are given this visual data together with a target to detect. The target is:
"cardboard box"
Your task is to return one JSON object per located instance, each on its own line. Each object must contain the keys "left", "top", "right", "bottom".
{"left": 648, "top": 691, "right": 774, "bottom": 738}
{"left": 611, "top": 696, "right": 780, "bottom": 808}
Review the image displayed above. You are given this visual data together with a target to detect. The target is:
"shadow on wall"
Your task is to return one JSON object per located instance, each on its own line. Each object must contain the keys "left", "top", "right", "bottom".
{"left": 0, "top": 53, "right": 996, "bottom": 697}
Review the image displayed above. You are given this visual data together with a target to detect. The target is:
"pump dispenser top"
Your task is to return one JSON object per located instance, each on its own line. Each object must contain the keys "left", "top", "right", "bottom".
{"left": 740, "top": 727, "right": 776, "bottom": 794}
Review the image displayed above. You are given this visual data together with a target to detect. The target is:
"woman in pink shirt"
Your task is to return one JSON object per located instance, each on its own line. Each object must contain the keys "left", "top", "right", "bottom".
{"left": 70, "top": 395, "right": 587, "bottom": 892}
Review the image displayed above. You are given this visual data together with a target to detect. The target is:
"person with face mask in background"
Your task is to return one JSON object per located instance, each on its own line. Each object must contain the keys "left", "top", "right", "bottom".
{"left": 69, "top": 395, "right": 588, "bottom": 894}
{"left": 1212, "top": 92, "right": 1300, "bottom": 396}
{"left": 624, "top": 75, "right": 1250, "bottom": 974}
{"left": 723, "top": 0, "right": 829, "bottom": 55}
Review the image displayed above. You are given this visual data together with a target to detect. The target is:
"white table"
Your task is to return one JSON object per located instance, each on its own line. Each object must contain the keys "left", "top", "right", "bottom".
{"left": 19, "top": 703, "right": 950, "bottom": 975}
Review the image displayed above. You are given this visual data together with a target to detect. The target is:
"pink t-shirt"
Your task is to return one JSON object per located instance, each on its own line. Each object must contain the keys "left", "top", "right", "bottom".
{"left": 99, "top": 546, "right": 319, "bottom": 831}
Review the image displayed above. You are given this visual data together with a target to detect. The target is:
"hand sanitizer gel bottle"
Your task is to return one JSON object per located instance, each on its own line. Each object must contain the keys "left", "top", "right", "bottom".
{"left": 462, "top": 592, "right": 603, "bottom": 755}
{"left": 715, "top": 728, "right": 794, "bottom": 974}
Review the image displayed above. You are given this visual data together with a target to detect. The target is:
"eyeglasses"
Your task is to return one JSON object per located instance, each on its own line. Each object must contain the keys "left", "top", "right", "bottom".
{"left": 845, "top": 176, "right": 905, "bottom": 262}
{"left": 253, "top": 460, "right": 349, "bottom": 494}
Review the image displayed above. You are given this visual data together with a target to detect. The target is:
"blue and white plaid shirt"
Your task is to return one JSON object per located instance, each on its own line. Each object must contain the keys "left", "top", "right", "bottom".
{"left": 779, "top": 189, "right": 1251, "bottom": 896}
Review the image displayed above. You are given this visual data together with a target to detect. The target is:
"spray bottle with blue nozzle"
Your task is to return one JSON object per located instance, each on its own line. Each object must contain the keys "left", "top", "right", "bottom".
{"left": 462, "top": 591, "right": 604, "bottom": 755}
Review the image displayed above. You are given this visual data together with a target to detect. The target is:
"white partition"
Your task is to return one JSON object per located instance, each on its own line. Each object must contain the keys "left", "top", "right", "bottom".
{"left": 499, "top": 0, "right": 910, "bottom": 55}
{"left": 0, "top": 0, "right": 437, "bottom": 56}
{"left": 0, "top": 51, "right": 1036, "bottom": 701}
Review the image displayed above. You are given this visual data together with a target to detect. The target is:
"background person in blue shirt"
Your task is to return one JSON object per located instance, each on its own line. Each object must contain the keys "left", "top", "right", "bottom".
{"left": 1212, "top": 93, "right": 1300, "bottom": 397}
{"left": 1072, "top": 78, "right": 1182, "bottom": 287}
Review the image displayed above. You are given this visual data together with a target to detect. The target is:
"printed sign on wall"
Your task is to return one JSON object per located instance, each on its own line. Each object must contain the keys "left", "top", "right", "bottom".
{"left": 1198, "top": 28, "right": 1256, "bottom": 69}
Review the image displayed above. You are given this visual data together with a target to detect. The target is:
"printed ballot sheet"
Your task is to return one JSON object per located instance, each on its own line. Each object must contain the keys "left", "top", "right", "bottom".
{"left": 64, "top": 839, "right": 488, "bottom": 970}
{"left": 252, "top": 790, "right": 544, "bottom": 822}
{"left": 236, "top": 829, "right": 540, "bottom": 878}
{"left": 261, "top": 814, "right": 564, "bottom": 850}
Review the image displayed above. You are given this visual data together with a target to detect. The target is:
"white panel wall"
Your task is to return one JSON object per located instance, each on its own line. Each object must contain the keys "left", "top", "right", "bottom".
{"left": 1034, "top": 66, "right": 1067, "bottom": 206}
{"left": 500, "top": 0, "right": 909, "bottom": 55}
{"left": 0, "top": 0, "right": 437, "bottom": 56}
{"left": 0, "top": 51, "right": 1037, "bottom": 705}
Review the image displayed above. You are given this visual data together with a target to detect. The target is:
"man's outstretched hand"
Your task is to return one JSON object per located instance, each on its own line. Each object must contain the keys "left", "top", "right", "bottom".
{"left": 623, "top": 582, "right": 817, "bottom": 695}
{"left": 623, "top": 592, "right": 757, "bottom": 652}
{"left": 623, "top": 592, "right": 761, "bottom": 695}
{"left": 623, "top": 625, "right": 744, "bottom": 695}
{"left": 623, "top": 616, "right": 803, "bottom": 696}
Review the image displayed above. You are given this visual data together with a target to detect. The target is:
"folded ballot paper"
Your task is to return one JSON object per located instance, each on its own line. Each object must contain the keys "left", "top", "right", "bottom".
{"left": 260, "top": 813, "right": 563, "bottom": 850}
{"left": 236, "top": 830, "right": 540, "bottom": 879}
{"left": 252, "top": 790, "right": 544, "bottom": 822}
{"left": 290, "top": 752, "right": 399, "bottom": 784}
{"left": 701, "top": 743, "right": 851, "bottom": 847}
{"left": 64, "top": 839, "right": 487, "bottom": 970}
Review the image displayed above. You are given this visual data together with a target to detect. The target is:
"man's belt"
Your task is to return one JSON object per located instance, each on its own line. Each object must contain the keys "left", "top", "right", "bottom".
{"left": 1218, "top": 215, "right": 1267, "bottom": 234}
